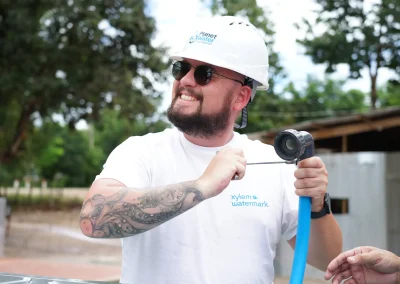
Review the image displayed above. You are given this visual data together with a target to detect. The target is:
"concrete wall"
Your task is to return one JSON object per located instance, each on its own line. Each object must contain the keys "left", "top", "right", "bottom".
{"left": 386, "top": 152, "right": 400, "bottom": 257}
{"left": 274, "top": 152, "right": 398, "bottom": 279}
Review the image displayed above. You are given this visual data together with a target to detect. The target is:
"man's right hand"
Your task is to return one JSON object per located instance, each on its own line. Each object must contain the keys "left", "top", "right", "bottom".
{"left": 324, "top": 246, "right": 400, "bottom": 284}
{"left": 196, "top": 147, "right": 246, "bottom": 199}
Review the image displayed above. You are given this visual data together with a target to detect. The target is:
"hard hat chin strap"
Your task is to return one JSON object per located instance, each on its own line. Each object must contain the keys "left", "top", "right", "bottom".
{"left": 234, "top": 77, "right": 256, "bottom": 129}
{"left": 234, "top": 106, "right": 248, "bottom": 129}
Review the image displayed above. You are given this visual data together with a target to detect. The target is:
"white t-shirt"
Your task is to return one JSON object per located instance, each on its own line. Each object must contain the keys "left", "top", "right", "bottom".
{"left": 97, "top": 128, "right": 299, "bottom": 284}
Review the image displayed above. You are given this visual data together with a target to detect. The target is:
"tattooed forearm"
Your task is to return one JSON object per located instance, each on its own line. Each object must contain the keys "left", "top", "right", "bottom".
{"left": 137, "top": 187, "right": 204, "bottom": 210}
{"left": 80, "top": 181, "right": 205, "bottom": 238}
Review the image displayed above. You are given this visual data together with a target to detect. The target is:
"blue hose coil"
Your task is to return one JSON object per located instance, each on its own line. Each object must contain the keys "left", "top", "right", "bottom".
{"left": 289, "top": 196, "right": 311, "bottom": 284}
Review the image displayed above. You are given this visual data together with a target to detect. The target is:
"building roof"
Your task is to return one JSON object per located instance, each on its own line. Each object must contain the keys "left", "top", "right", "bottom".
{"left": 249, "top": 106, "right": 400, "bottom": 152}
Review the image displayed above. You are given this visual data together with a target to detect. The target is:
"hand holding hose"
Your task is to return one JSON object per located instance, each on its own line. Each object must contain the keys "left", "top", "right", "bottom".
{"left": 294, "top": 157, "right": 328, "bottom": 212}
{"left": 273, "top": 129, "right": 317, "bottom": 284}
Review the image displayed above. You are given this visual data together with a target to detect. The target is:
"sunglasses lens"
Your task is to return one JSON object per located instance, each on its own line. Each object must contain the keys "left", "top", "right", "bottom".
{"left": 194, "top": 65, "right": 212, "bottom": 86}
{"left": 172, "top": 61, "right": 190, "bottom": 80}
{"left": 172, "top": 62, "right": 213, "bottom": 86}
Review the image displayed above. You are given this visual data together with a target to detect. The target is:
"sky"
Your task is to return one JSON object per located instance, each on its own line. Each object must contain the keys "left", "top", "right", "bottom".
{"left": 147, "top": 0, "right": 396, "bottom": 111}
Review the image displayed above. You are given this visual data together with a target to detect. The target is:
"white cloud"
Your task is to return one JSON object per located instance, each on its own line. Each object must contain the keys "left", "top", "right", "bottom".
{"left": 148, "top": 0, "right": 396, "bottom": 111}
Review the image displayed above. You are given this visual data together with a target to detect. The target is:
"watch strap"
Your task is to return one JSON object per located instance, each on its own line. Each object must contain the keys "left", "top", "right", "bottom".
{"left": 311, "top": 193, "right": 331, "bottom": 219}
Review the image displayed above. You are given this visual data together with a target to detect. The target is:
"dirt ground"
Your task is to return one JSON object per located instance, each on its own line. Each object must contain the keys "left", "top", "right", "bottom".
{"left": 5, "top": 209, "right": 122, "bottom": 264}
{"left": 4, "top": 209, "right": 328, "bottom": 283}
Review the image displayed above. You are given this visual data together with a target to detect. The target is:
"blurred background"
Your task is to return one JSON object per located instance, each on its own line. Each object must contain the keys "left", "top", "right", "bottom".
{"left": 0, "top": 0, "right": 399, "bottom": 283}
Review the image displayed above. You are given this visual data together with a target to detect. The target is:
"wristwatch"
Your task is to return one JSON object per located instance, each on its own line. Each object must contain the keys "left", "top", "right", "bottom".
{"left": 311, "top": 193, "right": 331, "bottom": 219}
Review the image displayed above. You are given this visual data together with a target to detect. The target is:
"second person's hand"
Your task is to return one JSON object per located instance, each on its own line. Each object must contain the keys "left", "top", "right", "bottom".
{"left": 324, "top": 246, "right": 400, "bottom": 284}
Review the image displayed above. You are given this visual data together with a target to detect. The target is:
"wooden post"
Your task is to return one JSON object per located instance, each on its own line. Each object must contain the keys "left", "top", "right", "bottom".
{"left": 342, "top": 199, "right": 348, "bottom": 213}
{"left": 342, "top": 135, "right": 348, "bottom": 152}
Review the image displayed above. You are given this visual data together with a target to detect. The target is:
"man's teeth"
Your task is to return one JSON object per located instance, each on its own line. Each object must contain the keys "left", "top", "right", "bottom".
{"left": 180, "top": 94, "right": 198, "bottom": 101}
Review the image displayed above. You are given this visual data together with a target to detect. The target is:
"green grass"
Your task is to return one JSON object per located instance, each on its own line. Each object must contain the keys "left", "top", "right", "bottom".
{"left": 2, "top": 193, "right": 83, "bottom": 211}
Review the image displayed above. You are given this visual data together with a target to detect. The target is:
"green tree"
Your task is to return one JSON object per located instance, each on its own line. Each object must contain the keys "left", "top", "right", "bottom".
{"left": 0, "top": 0, "right": 169, "bottom": 163}
{"left": 378, "top": 79, "right": 400, "bottom": 107}
{"left": 280, "top": 77, "right": 368, "bottom": 124}
{"left": 0, "top": 108, "right": 169, "bottom": 188}
{"left": 296, "top": 0, "right": 400, "bottom": 109}
{"left": 27, "top": 121, "right": 66, "bottom": 181}
{"left": 11, "top": 120, "right": 103, "bottom": 187}
{"left": 54, "top": 129, "right": 104, "bottom": 187}
{"left": 94, "top": 108, "right": 169, "bottom": 158}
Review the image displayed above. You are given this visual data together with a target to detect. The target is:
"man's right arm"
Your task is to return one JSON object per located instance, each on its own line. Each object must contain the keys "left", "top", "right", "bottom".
{"left": 79, "top": 147, "right": 247, "bottom": 238}
{"left": 79, "top": 178, "right": 207, "bottom": 238}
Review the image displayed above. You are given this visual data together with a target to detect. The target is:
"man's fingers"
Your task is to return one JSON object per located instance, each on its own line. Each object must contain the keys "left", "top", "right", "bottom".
{"left": 297, "top": 156, "right": 324, "bottom": 168}
{"left": 325, "top": 263, "right": 351, "bottom": 280}
{"left": 294, "top": 168, "right": 321, "bottom": 179}
{"left": 348, "top": 251, "right": 380, "bottom": 266}
{"left": 331, "top": 269, "right": 352, "bottom": 284}
{"left": 327, "top": 253, "right": 348, "bottom": 272}
{"left": 235, "top": 162, "right": 246, "bottom": 180}
{"left": 327, "top": 247, "right": 369, "bottom": 272}
{"left": 237, "top": 156, "right": 247, "bottom": 166}
{"left": 343, "top": 278, "right": 357, "bottom": 284}
{"left": 294, "top": 177, "right": 321, "bottom": 189}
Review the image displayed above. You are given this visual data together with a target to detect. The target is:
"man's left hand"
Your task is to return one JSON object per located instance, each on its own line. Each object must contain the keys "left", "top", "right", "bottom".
{"left": 294, "top": 157, "right": 328, "bottom": 212}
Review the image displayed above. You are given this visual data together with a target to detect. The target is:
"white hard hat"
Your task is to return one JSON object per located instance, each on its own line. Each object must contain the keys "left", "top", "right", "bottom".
{"left": 170, "top": 16, "right": 270, "bottom": 101}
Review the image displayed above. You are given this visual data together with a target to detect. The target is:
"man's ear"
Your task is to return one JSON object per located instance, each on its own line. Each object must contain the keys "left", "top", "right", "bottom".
{"left": 233, "top": 86, "right": 252, "bottom": 111}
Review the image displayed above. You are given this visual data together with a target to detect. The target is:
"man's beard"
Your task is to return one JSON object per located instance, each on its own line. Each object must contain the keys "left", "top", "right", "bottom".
{"left": 167, "top": 87, "right": 233, "bottom": 139}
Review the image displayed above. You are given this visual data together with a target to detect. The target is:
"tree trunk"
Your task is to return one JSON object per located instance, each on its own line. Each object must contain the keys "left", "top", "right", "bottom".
{"left": 370, "top": 74, "right": 377, "bottom": 109}
{"left": 0, "top": 102, "right": 37, "bottom": 163}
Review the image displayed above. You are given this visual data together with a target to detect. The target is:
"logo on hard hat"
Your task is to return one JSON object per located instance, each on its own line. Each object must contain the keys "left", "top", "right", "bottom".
{"left": 188, "top": 31, "right": 218, "bottom": 45}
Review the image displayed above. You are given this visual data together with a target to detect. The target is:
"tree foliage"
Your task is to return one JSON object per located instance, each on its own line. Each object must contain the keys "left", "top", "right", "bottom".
{"left": 281, "top": 77, "right": 368, "bottom": 124}
{"left": 0, "top": 0, "right": 169, "bottom": 163}
{"left": 0, "top": 109, "right": 169, "bottom": 188}
{"left": 378, "top": 79, "right": 400, "bottom": 107}
{"left": 242, "top": 77, "right": 370, "bottom": 131}
{"left": 296, "top": 0, "right": 400, "bottom": 109}
{"left": 93, "top": 109, "right": 168, "bottom": 159}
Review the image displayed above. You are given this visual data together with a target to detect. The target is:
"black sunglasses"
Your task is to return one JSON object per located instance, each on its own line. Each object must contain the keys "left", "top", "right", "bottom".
{"left": 172, "top": 61, "right": 244, "bottom": 86}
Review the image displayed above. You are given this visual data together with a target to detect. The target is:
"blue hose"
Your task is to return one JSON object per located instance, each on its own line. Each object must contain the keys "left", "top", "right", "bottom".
{"left": 273, "top": 129, "right": 314, "bottom": 283}
{"left": 289, "top": 196, "right": 311, "bottom": 284}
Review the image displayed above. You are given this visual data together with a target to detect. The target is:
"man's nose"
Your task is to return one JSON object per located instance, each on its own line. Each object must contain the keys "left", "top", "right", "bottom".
{"left": 179, "top": 67, "right": 197, "bottom": 87}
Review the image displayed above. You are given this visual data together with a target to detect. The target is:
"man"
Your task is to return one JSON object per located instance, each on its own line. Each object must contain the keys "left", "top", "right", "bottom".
{"left": 325, "top": 246, "right": 400, "bottom": 283}
{"left": 79, "top": 16, "right": 342, "bottom": 283}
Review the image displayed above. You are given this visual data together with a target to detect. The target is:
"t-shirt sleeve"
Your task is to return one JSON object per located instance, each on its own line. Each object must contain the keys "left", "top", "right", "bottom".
{"left": 280, "top": 164, "right": 299, "bottom": 241}
{"left": 95, "top": 137, "right": 150, "bottom": 189}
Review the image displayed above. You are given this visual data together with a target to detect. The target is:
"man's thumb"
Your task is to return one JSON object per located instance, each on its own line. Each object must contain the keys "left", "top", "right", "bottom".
{"left": 348, "top": 252, "right": 378, "bottom": 265}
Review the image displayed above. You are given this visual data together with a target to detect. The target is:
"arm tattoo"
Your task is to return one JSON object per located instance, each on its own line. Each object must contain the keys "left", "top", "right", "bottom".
{"left": 80, "top": 183, "right": 204, "bottom": 238}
